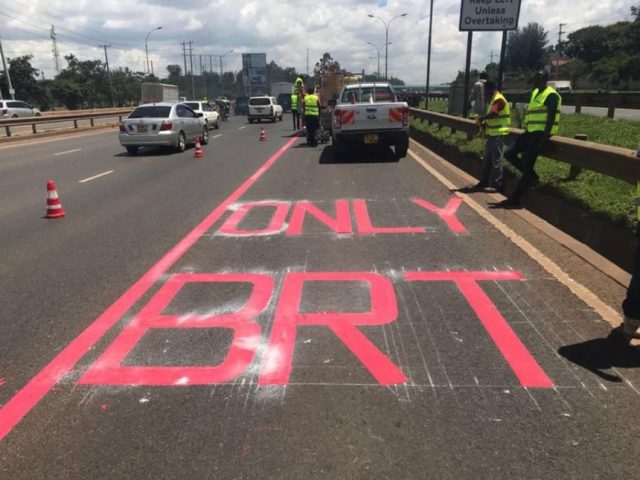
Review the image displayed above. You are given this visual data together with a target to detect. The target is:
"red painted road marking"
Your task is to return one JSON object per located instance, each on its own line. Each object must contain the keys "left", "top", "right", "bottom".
{"left": 0, "top": 136, "right": 299, "bottom": 441}
{"left": 258, "top": 272, "right": 407, "bottom": 385}
{"left": 287, "top": 200, "right": 352, "bottom": 235}
{"left": 79, "top": 273, "right": 273, "bottom": 385}
{"left": 411, "top": 197, "right": 468, "bottom": 234}
{"left": 405, "top": 271, "right": 553, "bottom": 388}
{"left": 218, "top": 201, "right": 291, "bottom": 236}
{"left": 352, "top": 199, "right": 427, "bottom": 234}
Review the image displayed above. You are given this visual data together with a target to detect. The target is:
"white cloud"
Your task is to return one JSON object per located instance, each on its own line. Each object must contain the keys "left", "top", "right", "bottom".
{"left": 0, "top": 0, "right": 634, "bottom": 84}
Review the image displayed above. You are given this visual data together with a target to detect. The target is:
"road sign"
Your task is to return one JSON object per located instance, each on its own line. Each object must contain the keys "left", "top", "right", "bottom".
{"left": 459, "top": 0, "right": 522, "bottom": 31}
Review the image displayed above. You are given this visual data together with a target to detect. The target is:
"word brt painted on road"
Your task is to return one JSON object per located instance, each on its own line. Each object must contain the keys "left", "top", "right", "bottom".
{"left": 80, "top": 270, "right": 552, "bottom": 389}
{"left": 217, "top": 197, "right": 468, "bottom": 236}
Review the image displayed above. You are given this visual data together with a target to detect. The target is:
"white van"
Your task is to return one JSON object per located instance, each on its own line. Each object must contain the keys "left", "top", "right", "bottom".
{"left": 547, "top": 80, "right": 572, "bottom": 94}
{"left": 247, "top": 96, "right": 283, "bottom": 123}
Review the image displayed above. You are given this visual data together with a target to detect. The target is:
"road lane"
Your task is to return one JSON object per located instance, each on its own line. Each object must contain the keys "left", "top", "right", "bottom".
{"left": 1, "top": 116, "right": 638, "bottom": 478}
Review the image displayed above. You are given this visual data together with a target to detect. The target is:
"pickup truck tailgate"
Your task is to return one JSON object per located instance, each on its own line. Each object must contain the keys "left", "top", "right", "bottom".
{"left": 335, "top": 102, "right": 408, "bottom": 132}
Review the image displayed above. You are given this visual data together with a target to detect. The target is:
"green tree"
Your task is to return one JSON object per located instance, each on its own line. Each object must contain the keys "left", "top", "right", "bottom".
{"left": 506, "top": 22, "right": 549, "bottom": 71}
{"left": 0, "top": 55, "right": 42, "bottom": 104}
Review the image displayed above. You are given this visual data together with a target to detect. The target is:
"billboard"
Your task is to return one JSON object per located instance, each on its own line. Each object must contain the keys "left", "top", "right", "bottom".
{"left": 459, "top": 0, "right": 522, "bottom": 31}
{"left": 242, "top": 53, "right": 267, "bottom": 94}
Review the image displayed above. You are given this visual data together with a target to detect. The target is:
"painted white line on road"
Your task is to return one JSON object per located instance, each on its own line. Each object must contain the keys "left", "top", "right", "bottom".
{"left": 79, "top": 170, "right": 114, "bottom": 183}
{"left": 238, "top": 126, "right": 246, "bottom": 130}
{"left": 54, "top": 148, "right": 82, "bottom": 156}
{"left": 408, "top": 148, "right": 622, "bottom": 329}
{"left": 213, "top": 134, "right": 223, "bottom": 138}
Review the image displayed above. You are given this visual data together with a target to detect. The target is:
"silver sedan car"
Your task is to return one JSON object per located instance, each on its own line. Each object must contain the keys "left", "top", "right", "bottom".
{"left": 119, "top": 102, "right": 208, "bottom": 155}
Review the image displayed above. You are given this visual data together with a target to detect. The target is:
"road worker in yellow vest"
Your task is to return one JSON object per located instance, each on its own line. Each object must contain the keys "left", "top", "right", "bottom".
{"left": 462, "top": 79, "right": 509, "bottom": 193}
{"left": 494, "top": 70, "right": 561, "bottom": 208}
{"left": 622, "top": 181, "right": 640, "bottom": 338}
{"left": 291, "top": 89, "right": 300, "bottom": 130}
{"left": 303, "top": 86, "right": 320, "bottom": 147}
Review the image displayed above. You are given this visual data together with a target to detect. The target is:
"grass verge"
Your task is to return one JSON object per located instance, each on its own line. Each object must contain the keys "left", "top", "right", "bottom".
{"left": 410, "top": 114, "right": 638, "bottom": 231}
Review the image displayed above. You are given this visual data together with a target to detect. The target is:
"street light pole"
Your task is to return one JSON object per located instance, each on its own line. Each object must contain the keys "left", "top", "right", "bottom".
{"left": 425, "top": 0, "right": 434, "bottom": 110}
{"left": 144, "top": 26, "right": 163, "bottom": 75}
{"left": 367, "top": 41, "right": 390, "bottom": 80}
{"left": 368, "top": 13, "right": 407, "bottom": 80}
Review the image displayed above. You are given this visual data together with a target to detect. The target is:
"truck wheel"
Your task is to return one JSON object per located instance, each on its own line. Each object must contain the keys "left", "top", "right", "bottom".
{"left": 175, "top": 132, "right": 186, "bottom": 152}
{"left": 125, "top": 146, "right": 139, "bottom": 155}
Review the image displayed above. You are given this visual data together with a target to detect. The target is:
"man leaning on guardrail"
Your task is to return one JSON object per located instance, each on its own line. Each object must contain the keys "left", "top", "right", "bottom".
{"left": 622, "top": 180, "right": 640, "bottom": 339}
{"left": 461, "top": 79, "right": 509, "bottom": 194}
{"left": 493, "top": 70, "right": 561, "bottom": 208}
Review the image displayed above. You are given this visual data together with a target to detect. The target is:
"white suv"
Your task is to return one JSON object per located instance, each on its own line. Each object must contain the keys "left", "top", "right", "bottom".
{"left": 248, "top": 96, "right": 283, "bottom": 123}
{"left": 1, "top": 100, "right": 42, "bottom": 118}
{"left": 183, "top": 101, "right": 220, "bottom": 129}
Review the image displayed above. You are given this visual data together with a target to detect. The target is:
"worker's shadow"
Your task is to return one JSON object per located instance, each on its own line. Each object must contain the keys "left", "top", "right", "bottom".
{"left": 319, "top": 145, "right": 399, "bottom": 164}
{"left": 558, "top": 327, "right": 640, "bottom": 383}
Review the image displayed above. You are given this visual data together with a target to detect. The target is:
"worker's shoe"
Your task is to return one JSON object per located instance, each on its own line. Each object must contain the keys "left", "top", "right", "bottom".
{"left": 623, "top": 316, "right": 640, "bottom": 339}
{"left": 458, "top": 182, "right": 488, "bottom": 193}
{"left": 490, "top": 197, "right": 522, "bottom": 209}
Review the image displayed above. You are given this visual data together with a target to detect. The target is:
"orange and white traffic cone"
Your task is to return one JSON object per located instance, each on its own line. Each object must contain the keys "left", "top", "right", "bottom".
{"left": 259, "top": 127, "right": 266, "bottom": 141}
{"left": 45, "top": 180, "right": 65, "bottom": 219}
{"left": 194, "top": 137, "right": 204, "bottom": 158}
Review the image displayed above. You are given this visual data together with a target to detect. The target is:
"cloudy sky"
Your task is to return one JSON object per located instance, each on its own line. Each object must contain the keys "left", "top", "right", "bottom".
{"left": 0, "top": 0, "right": 635, "bottom": 85}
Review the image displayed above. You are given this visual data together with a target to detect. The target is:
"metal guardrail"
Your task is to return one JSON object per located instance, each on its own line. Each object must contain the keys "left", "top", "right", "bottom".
{"left": 421, "top": 92, "right": 640, "bottom": 118}
{"left": 410, "top": 108, "right": 640, "bottom": 185}
{"left": 0, "top": 109, "right": 132, "bottom": 137}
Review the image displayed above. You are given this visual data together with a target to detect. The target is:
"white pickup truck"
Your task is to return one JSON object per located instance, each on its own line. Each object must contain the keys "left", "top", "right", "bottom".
{"left": 330, "top": 82, "right": 409, "bottom": 158}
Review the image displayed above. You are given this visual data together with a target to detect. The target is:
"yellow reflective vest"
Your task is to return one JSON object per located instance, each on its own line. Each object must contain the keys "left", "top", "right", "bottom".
{"left": 526, "top": 86, "right": 561, "bottom": 134}
{"left": 291, "top": 93, "right": 298, "bottom": 110}
{"left": 304, "top": 94, "right": 320, "bottom": 116}
{"left": 484, "top": 92, "right": 510, "bottom": 137}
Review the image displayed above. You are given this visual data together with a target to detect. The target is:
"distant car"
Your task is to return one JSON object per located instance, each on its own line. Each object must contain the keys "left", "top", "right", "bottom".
{"left": 183, "top": 101, "right": 220, "bottom": 129}
{"left": 235, "top": 96, "right": 249, "bottom": 115}
{"left": 248, "top": 96, "right": 283, "bottom": 123}
{"left": 277, "top": 93, "right": 292, "bottom": 112}
{"left": 1, "top": 100, "right": 41, "bottom": 118}
{"left": 118, "top": 102, "right": 208, "bottom": 155}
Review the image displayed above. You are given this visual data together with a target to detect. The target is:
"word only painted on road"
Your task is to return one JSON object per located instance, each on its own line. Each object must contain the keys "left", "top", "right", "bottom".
{"left": 79, "top": 270, "right": 553, "bottom": 389}
{"left": 215, "top": 197, "right": 468, "bottom": 236}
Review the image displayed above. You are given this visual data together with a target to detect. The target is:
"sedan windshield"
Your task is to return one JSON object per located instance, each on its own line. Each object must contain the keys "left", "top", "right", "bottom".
{"left": 183, "top": 102, "right": 200, "bottom": 110}
{"left": 129, "top": 106, "right": 172, "bottom": 118}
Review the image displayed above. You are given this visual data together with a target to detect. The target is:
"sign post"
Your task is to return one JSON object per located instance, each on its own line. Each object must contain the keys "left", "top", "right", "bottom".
{"left": 458, "top": 0, "right": 522, "bottom": 115}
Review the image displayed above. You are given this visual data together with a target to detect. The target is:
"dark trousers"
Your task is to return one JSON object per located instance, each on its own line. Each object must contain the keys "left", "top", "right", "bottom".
{"left": 292, "top": 111, "right": 299, "bottom": 129}
{"left": 305, "top": 115, "right": 319, "bottom": 146}
{"left": 504, "top": 131, "right": 547, "bottom": 202}
{"left": 480, "top": 135, "right": 505, "bottom": 189}
{"left": 623, "top": 227, "right": 640, "bottom": 319}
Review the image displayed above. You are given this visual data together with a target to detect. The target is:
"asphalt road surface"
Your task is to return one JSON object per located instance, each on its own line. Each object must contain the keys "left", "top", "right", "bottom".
{"left": 1, "top": 115, "right": 638, "bottom": 479}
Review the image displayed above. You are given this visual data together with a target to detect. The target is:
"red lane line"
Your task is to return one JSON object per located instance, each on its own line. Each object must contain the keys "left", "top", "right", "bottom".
{"left": 0, "top": 136, "right": 299, "bottom": 441}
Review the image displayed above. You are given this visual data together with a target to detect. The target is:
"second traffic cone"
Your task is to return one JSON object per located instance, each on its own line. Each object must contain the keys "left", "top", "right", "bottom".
{"left": 194, "top": 137, "right": 204, "bottom": 158}
{"left": 45, "top": 180, "right": 65, "bottom": 219}
{"left": 259, "top": 127, "right": 266, "bottom": 141}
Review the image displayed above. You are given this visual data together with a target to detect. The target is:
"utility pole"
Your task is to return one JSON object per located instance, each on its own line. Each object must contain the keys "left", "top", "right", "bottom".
{"left": 0, "top": 40, "right": 14, "bottom": 100}
{"left": 180, "top": 41, "right": 188, "bottom": 81}
{"left": 490, "top": 51, "right": 495, "bottom": 64}
{"left": 188, "top": 41, "right": 194, "bottom": 99}
{"left": 50, "top": 25, "right": 60, "bottom": 75}
{"left": 558, "top": 23, "right": 567, "bottom": 55}
{"left": 200, "top": 54, "right": 206, "bottom": 99}
{"left": 306, "top": 48, "right": 309, "bottom": 76}
{"left": 99, "top": 44, "right": 115, "bottom": 107}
